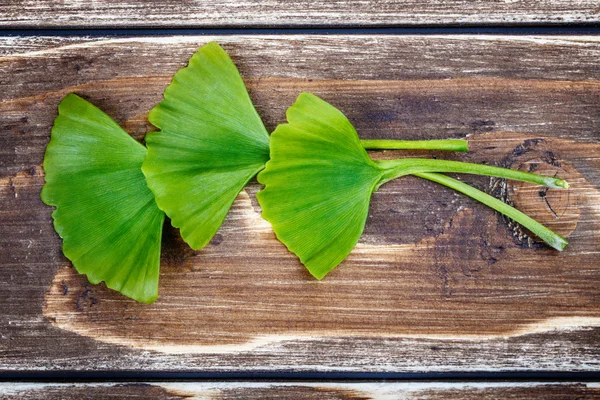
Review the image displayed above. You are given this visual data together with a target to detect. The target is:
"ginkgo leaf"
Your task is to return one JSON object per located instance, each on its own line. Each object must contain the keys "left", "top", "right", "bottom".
{"left": 257, "top": 93, "right": 568, "bottom": 279}
{"left": 143, "top": 42, "right": 270, "bottom": 250}
{"left": 257, "top": 93, "right": 383, "bottom": 279}
{"left": 41, "top": 94, "right": 165, "bottom": 303}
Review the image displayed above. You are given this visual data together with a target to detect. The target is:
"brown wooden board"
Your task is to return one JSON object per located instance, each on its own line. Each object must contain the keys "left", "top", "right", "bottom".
{"left": 0, "top": 1, "right": 599, "bottom": 28}
{"left": 1, "top": 382, "right": 600, "bottom": 399}
{"left": 0, "top": 35, "right": 599, "bottom": 372}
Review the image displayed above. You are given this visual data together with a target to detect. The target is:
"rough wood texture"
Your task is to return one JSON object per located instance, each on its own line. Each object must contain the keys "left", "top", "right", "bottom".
{"left": 2, "top": 382, "right": 600, "bottom": 399}
{"left": 1, "top": 35, "right": 599, "bottom": 372}
{"left": 1, "top": 1, "right": 599, "bottom": 28}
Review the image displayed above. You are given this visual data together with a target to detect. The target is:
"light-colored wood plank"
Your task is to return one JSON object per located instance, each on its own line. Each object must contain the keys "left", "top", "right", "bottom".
{"left": 1, "top": 35, "right": 599, "bottom": 372}
{"left": 1, "top": 382, "right": 600, "bottom": 399}
{"left": 0, "top": 1, "right": 599, "bottom": 28}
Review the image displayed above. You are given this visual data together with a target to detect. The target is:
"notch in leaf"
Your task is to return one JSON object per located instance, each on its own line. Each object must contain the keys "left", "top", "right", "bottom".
{"left": 257, "top": 93, "right": 569, "bottom": 280}
{"left": 41, "top": 94, "right": 165, "bottom": 303}
{"left": 142, "top": 42, "right": 469, "bottom": 251}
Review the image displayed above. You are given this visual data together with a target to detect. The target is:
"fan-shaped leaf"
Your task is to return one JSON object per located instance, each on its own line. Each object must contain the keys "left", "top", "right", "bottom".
{"left": 143, "top": 42, "right": 270, "bottom": 250}
{"left": 41, "top": 94, "right": 165, "bottom": 303}
{"left": 257, "top": 93, "right": 569, "bottom": 279}
{"left": 257, "top": 93, "right": 385, "bottom": 279}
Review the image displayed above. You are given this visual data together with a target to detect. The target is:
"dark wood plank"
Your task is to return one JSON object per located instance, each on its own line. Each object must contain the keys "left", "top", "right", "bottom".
{"left": 0, "top": 35, "right": 599, "bottom": 372}
{"left": 0, "top": 1, "right": 599, "bottom": 28}
{"left": 1, "top": 382, "right": 600, "bottom": 399}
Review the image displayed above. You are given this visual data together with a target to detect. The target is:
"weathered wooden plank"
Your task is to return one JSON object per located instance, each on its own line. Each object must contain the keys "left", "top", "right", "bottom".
{"left": 0, "top": 36, "right": 100, "bottom": 56}
{"left": 1, "top": 1, "right": 599, "bottom": 28}
{"left": 1, "top": 382, "right": 600, "bottom": 399}
{"left": 0, "top": 35, "right": 599, "bottom": 372}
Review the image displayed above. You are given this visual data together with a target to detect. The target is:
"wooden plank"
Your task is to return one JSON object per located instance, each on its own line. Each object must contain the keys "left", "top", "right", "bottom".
{"left": 1, "top": 382, "right": 600, "bottom": 399}
{"left": 0, "top": 1, "right": 599, "bottom": 28}
{"left": 0, "top": 35, "right": 599, "bottom": 372}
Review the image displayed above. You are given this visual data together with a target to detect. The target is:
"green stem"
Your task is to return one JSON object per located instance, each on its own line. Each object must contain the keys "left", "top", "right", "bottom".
{"left": 361, "top": 139, "right": 468, "bottom": 152}
{"left": 376, "top": 158, "right": 569, "bottom": 189}
{"left": 414, "top": 172, "right": 568, "bottom": 251}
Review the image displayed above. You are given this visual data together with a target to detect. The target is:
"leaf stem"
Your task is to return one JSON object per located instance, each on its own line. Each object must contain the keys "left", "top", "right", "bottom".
{"left": 376, "top": 158, "right": 569, "bottom": 189}
{"left": 414, "top": 172, "right": 568, "bottom": 251}
{"left": 361, "top": 139, "right": 468, "bottom": 152}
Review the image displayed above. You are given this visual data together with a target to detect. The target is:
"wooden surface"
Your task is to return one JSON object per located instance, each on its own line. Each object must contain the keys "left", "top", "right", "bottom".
{"left": 1, "top": 382, "right": 600, "bottom": 399}
{"left": 1, "top": 35, "right": 600, "bottom": 373}
{"left": 1, "top": 1, "right": 599, "bottom": 28}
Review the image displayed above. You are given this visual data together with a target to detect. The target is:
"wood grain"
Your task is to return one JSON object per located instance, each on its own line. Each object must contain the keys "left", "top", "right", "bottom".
{"left": 1, "top": 0, "right": 599, "bottom": 28}
{"left": 2, "top": 382, "right": 600, "bottom": 399}
{"left": 0, "top": 35, "right": 599, "bottom": 372}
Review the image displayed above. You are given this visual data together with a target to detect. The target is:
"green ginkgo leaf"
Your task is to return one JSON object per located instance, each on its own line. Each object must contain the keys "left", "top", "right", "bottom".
{"left": 41, "top": 94, "right": 165, "bottom": 303}
{"left": 257, "top": 93, "right": 568, "bottom": 279}
{"left": 142, "top": 42, "right": 270, "bottom": 250}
